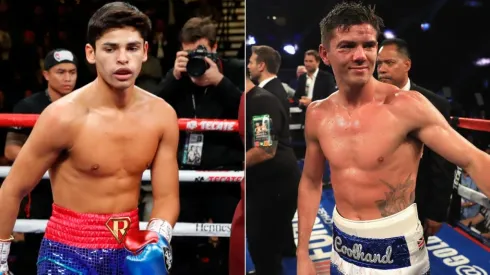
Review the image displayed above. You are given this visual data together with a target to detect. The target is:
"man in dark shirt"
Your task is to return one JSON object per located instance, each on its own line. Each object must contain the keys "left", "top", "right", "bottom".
{"left": 246, "top": 75, "right": 300, "bottom": 275}
{"left": 4, "top": 48, "right": 77, "bottom": 274}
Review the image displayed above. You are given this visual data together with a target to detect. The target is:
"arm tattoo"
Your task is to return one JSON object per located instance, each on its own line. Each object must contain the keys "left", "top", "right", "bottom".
{"left": 375, "top": 174, "right": 416, "bottom": 217}
{"left": 5, "top": 132, "right": 28, "bottom": 147}
{"left": 246, "top": 140, "right": 278, "bottom": 168}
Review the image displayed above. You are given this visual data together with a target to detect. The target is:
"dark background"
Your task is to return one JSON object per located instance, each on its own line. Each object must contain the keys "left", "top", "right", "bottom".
{"left": 246, "top": 0, "right": 490, "bottom": 119}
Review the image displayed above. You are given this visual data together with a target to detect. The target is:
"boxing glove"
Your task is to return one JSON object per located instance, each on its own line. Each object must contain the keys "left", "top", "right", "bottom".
{"left": 124, "top": 219, "right": 173, "bottom": 275}
{"left": 0, "top": 236, "right": 13, "bottom": 275}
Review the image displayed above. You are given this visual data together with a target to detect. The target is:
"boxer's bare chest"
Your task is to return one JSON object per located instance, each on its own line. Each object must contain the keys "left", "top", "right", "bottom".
{"left": 319, "top": 104, "right": 414, "bottom": 170}
{"left": 68, "top": 108, "right": 161, "bottom": 176}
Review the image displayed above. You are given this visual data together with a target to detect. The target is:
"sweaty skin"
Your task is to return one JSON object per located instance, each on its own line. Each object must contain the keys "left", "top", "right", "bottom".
{"left": 0, "top": 83, "right": 180, "bottom": 239}
{"left": 307, "top": 84, "right": 423, "bottom": 220}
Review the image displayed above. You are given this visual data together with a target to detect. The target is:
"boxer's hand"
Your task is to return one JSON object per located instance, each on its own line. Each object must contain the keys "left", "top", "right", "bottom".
{"left": 124, "top": 230, "right": 172, "bottom": 275}
{"left": 0, "top": 237, "right": 13, "bottom": 275}
{"left": 173, "top": 51, "right": 188, "bottom": 80}
{"left": 297, "top": 252, "right": 316, "bottom": 275}
{"left": 424, "top": 219, "right": 443, "bottom": 236}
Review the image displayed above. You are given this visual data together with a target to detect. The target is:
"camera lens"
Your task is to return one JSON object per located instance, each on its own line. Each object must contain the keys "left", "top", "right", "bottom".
{"left": 186, "top": 57, "right": 209, "bottom": 77}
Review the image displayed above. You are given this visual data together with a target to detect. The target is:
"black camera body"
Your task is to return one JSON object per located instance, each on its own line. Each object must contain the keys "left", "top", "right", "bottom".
{"left": 186, "top": 45, "right": 220, "bottom": 77}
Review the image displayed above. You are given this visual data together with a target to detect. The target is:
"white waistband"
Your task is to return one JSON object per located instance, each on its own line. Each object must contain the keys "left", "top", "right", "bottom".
{"left": 333, "top": 204, "right": 420, "bottom": 238}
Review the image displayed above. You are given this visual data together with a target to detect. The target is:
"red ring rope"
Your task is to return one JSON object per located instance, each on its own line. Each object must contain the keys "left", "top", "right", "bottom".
{"left": 451, "top": 117, "right": 490, "bottom": 132}
{"left": 0, "top": 114, "right": 239, "bottom": 132}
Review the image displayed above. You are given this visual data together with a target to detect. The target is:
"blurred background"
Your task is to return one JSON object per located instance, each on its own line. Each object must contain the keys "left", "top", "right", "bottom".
{"left": 246, "top": 0, "right": 490, "bottom": 121}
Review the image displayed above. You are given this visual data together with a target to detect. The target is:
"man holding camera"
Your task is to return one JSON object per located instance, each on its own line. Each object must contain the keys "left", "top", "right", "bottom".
{"left": 157, "top": 17, "right": 244, "bottom": 275}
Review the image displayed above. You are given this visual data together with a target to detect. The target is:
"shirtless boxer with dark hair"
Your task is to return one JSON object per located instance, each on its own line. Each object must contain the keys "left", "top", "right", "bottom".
{"left": 0, "top": 2, "right": 178, "bottom": 274}
{"left": 297, "top": 2, "right": 490, "bottom": 274}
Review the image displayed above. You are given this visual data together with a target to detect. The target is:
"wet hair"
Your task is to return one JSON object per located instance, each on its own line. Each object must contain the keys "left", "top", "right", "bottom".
{"left": 87, "top": 2, "right": 151, "bottom": 49}
{"left": 380, "top": 38, "right": 411, "bottom": 59}
{"left": 305, "top": 50, "right": 321, "bottom": 62}
{"left": 319, "top": 2, "right": 384, "bottom": 47}
{"left": 251, "top": 45, "right": 282, "bottom": 74}
{"left": 180, "top": 17, "right": 217, "bottom": 47}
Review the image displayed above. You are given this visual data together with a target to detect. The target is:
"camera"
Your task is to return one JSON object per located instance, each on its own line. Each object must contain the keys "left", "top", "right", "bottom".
{"left": 186, "top": 45, "right": 219, "bottom": 77}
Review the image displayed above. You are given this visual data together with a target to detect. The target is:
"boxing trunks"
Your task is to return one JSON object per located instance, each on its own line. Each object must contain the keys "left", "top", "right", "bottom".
{"left": 331, "top": 203, "right": 430, "bottom": 275}
{"left": 37, "top": 204, "right": 139, "bottom": 275}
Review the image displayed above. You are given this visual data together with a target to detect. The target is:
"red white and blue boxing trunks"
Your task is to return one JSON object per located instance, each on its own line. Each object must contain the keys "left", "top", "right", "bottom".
{"left": 37, "top": 204, "right": 139, "bottom": 275}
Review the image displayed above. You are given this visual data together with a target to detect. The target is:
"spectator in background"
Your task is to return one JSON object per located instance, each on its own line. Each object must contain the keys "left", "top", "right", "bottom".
{"left": 289, "top": 65, "right": 307, "bottom": 91}
{"left": 293, "top": 49, "right": 336, "bottom": 110}
{"left": 4, "top": 48, "right": 77, "bottom": 275}
{"left": 247, "top": 45, "right": 290, "bottom": 115}
{"left": 157, "top": 16, "right": 243, "bottom": 275}
{"left": 245, "top": 70, "right": 300, "bottom": 275}
{"left": 461, "top": 206, "right": 490, "bottom": 239}
{"left": 377, "top": 38, "right": 454, "bottom": 242}
{"left": 136, "top": 44, "right": 163, "bottom": 95}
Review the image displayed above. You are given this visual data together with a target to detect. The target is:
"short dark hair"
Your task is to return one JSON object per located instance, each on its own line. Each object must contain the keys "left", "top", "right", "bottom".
{"left": 305, "top": 50, "right": 321, "bottom": 62}
{"left": 320, "top": 2, "right": 384, "bottom": 47}
{"left": 87, "top": 2, "right": 151, "bottom": 48}
{"left": 251, "top": 45, "right": 281, "bottom": 74}
{"left": 180, "top": 17, "right": 217, "bottom": 47}
{"left": 380, "top": 38, "right": 411, "bottom": 59}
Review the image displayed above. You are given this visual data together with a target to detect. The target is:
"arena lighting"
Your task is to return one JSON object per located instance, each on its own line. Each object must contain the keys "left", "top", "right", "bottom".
{"left": 420, "top": 22, "right": 430, "bottom": 31}
{"left": 283, "top": 44, "right": 297, "bottom": 55}
{"left": 474, "top": 58, "right": 490, "bottom": 67}
{"left": 246, "top": 35, "right": 256, "bottom": 45}
{"left": 383, "top": 29, "right": 396, "bottom": 39}
{"left": 465, "top": 0, "right": 482, "bottom": 7}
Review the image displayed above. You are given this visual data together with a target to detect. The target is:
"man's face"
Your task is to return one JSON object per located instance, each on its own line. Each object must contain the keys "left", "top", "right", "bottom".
{"left": 304, "top": 54, "right": 319, "bottom": 73}
{"left": 85, "top": 27, "right": 148, "bottom": 91}
{"left": 182, "top": 38, "right": 216, "bottom": 53}
{"left": 320, "top": 23, "right": 378, "bottom": 88}
{"left": 247, "top": 53, "right": 263, "bottom": 81}
{"left": 43, "top": 63, "right": 77, "bottom": 96}
{"left": 377, "top": 44, "right": 411, "bottom": 88}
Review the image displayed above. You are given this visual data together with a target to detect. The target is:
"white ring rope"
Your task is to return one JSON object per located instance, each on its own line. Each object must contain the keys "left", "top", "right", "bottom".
{"left": 0, "top": 166, "right": 244, "bottom": 183}
{"left": 1, "top": 165, "right": 239, "bottom": 237}
{"left": 453, "top": 167, "right": 490, "bottom": 208}
{"left": 13, "top": 220, "right": 231, "bottom": 237}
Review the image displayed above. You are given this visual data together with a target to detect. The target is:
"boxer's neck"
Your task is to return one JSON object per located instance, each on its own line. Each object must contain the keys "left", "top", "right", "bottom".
{"left": 93, "top": 77, "right": 136, "bottom": 109}
{"left": 339, "top": 77, "right": 377, "bottom": 107}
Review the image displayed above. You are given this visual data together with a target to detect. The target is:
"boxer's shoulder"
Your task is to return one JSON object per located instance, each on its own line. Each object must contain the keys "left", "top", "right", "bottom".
{"left": 40, "top": 90, "right": 87, "bottom": 129}
{"left": 307, "top": 91, "right": 337, "bottom": 116}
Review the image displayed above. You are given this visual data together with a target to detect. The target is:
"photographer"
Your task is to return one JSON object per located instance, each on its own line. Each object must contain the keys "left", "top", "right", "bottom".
{"left": 157, "top": 17, "right": 244, "bottom": 275}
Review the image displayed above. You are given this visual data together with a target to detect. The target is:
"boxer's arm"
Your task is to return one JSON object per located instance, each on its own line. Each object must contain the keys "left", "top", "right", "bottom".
{"left": 0, "top": 103, "right": 73, "bottom": 239}
{"left": 297, "top": 102, "right": 326, "bottom": 256}
{"left": 396, "top": 91, "right": 490, "bottom": 198}
{"left": 150, "top": 102, "right": 180, "bottom": 229}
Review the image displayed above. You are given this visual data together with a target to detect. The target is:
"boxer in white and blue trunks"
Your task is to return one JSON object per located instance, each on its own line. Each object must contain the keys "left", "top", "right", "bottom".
{"left": 296, "top": 2, "right": 490, "bottom": 275}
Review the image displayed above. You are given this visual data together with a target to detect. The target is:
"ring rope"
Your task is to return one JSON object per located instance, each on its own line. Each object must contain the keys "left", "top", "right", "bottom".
{"left": 13, "top": 219, "right": 231, "bottom": 237}
{"left": 0, "top": 114, "right": 240, "bottom": 237}
{"left": 0, "top": 166, "right": 244, "bottom": 183}
{"left": 0, "top": 114, "right": 239, "bottom": 132}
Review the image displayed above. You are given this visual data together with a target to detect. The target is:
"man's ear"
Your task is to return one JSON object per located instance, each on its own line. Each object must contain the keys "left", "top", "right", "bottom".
{"left": 319, "top": 43, "right": 331, "bottom": 66}
{"left": 85, "top": 43, "right": 96, "bottom": 64}
{"left": 143, "top": 41, "right": 148, "bottom": 62}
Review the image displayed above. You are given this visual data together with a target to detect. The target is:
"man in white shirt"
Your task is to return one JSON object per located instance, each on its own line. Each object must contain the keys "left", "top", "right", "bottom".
{"left": 293, "top": 50, "right": 336, "bottom": 110}
{"left": 247, "top": 45, "right": 290, "bottom": 114}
